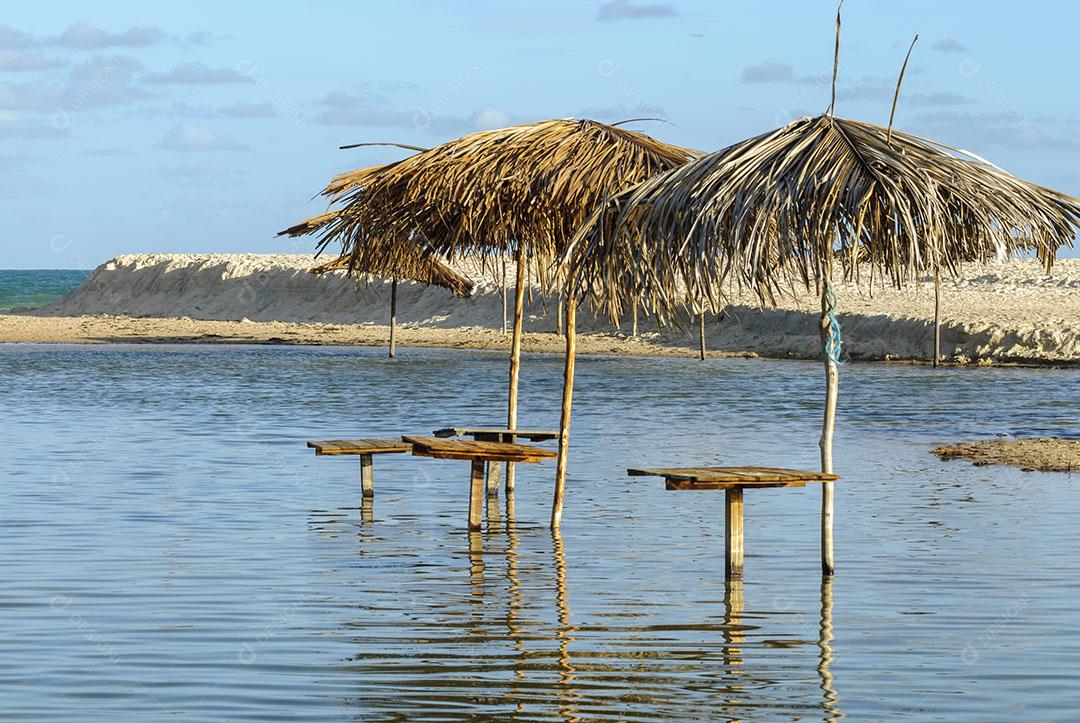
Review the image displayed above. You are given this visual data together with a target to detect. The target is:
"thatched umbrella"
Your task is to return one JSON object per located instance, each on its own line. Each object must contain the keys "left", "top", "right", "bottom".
{"left": 555, "top": 112, "right": 1080, "bottom": 567}
{"left": 282, "top": 209, "right": 473, "bottom": 358}
{"left": 313, "top": 118, "right": 698, "bottom": 491}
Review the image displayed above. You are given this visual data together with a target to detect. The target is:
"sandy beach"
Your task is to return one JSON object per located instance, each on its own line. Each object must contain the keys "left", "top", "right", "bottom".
{"left": 3, "top": 253, "right": 1078, "bottom": 365}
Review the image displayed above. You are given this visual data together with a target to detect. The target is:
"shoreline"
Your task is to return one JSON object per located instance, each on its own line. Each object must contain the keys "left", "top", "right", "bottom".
{"left": 3, "top": 312, "right": 1078, "bottom": 368}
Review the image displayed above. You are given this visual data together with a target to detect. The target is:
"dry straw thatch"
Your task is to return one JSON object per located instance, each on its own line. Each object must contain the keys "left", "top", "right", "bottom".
{"left": 280, "top": 210, "right": 474, "bottom": 298}
{"left": 564, "top": 113, "right": 1080, "bottom": 322}
{"left": 314, "top": 118, "right": 700, "bottom": 285}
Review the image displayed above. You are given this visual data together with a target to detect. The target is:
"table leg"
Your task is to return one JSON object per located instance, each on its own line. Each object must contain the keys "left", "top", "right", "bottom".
{"left": 725, "top": 487, "right": 745, "bottom": 580}
{"left": 359, "top": 454, "right": 374, "bottom": 498}
{"left": 485, "top": 459, "right": 501, "bottom": 497}
{"left": 468, "top": 459, "right": 485, "bottom": 531}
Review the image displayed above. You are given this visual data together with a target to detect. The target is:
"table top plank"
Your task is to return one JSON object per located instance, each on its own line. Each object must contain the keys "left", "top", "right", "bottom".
{"left": 404, "top": 435, "right": 557, "bottom": 463}
{"left": 308, "top": 439, "right": 412, "bottom": 456}
{"left": 629, "top": 466, "right": 838, "bottom": 487}
{"left": 433, "top": 427, "right": 559, "bottom": 442}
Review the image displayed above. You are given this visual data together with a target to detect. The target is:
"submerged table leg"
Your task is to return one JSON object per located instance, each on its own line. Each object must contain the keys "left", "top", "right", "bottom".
{"left": 725, "top": 487, "right": 745, "bottom": 580}
{"left": 359, "top": 454, "right": 374, "bottom": 498}
{"left": 469, "top": 459, "right": 485, "bottom": 531}
{"left": 485, "top": 460, "right": 501, "bottom": 497}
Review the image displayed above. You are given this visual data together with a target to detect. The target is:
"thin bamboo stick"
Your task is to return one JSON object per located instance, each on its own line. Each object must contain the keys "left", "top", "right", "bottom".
{"left": 933, "top": 265, "right": 941, "bottom": 368}
{"left": 698, "top": 309, "right": 706, "bottom": 360}
{"left": 819, "top": 287, "right": 838, "bottom": 576}
{"left": 501, "top": 256, "right": 508, "bottom": 336}
{"left": 505, "top": 250, "right": 527, "bottom": 493}
{"left": 551, "top": 283, "right": 577, "bottom": 530}
{"left": 388, "top": 278, "right": 398, "bottom": 359}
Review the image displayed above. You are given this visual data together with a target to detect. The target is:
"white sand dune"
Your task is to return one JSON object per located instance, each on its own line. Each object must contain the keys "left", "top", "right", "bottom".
{"left": 23, "top": 253, "right": 1080, "bottom": 364}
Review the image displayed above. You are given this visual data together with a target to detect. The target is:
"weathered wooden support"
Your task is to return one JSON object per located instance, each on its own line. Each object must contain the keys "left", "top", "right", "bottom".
{"left": 388, "top": 278, "right": 398, "bottom": 359}
{"left": 469, "top": 459, "right": 485, "bottom": 531}
{"left": 485, "top": 460, "right": 501, "bottom": 497}
{"left": 933, "top": 265, "right": 941, "bottom": 368}
{"left": 359, "top": 453, "right": 374, "bottom": 498}
{"left": 501, "top": 256, "right": 509, "bottom": 336}
{"left": 724, "top": 488, "right": 745, "bottom": 579}
{"left": 699, "top": 309, "right": 706, "bottom": 361}
{"left": 506, "top": 249, "right": 527, "bottom": 494}
{"left": 551, "top": 285, "right": 577, "bottom": 529}
{"left": 819, "top": 287, "right": 839, "bottom": 576}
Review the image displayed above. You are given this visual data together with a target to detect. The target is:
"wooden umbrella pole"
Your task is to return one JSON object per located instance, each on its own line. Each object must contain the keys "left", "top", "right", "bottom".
{"left": 933, "top": 264, "right": 941, "bottom": 368}
{"left": 819, "top": 282, "right": 839, "bottom": 576}
{"left": 551, "top": 280, "right": 577, "bottom": 529}
{"left": 698, "top": 309, "right": 706, "bottom": 361}
{"left": 505, "top": 249, "right": 527, "bottom": 493}
{"left": 389, "top": 278, "right": 398, "bottom": 359}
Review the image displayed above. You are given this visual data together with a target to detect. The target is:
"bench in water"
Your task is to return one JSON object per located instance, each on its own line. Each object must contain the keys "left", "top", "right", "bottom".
{"left": 307, "top": 438, "right": 412, "bottom": 498}
{"left": 627, "top": 466, "right": 839, "bottom": 579}
{"left": 404, "top": 435, "right": 557, "bottom": 530}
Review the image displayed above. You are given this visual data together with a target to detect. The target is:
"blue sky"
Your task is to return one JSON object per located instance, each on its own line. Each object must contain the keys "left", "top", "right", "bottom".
{"left": 3, "top": 0, "right": 1080, "bottom": 268}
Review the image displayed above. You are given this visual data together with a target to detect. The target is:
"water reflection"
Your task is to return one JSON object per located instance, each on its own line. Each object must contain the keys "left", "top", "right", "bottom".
{"left": 318, "top": 507, "right": 845, "bottom": 721}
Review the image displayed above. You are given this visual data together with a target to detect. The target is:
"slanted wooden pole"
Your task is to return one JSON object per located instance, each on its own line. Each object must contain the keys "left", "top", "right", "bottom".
{"left": 388, "top": 278, "right": 398, "bottom": 359}
{"left": 359, "top": 454, "right": 374, "bottom": 498}
{"left": 468, "top": 459, "right": 485, "bottom": 531}
{"left": 698, "top": 309, "right": 706, "bottom": 360}
{"left": 724, "top": 487, "right": 745, "bottom": 579}
{"left": 551, "top": 281, "right": 577, "bottom": 529}
{"left": 819, "top": 284, "right": 839, "bottom": 576}
{"left": 933, "top": 265, "right": 941, "bottom": 368}
{"left": 505, "top": 249, "right": 527, "bottom": 494}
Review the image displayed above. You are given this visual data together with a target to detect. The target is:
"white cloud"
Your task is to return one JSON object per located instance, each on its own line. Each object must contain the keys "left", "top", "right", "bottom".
{"left": 54, "top": 23, "right": 164, "bottom": 49}
{"left": 597, "top": 0, "right": 678, "bottom": 21}
{"left": 931, "top": 38, "right": 969, "bottom": 54}
{"left": 158, "top": 123, "right": 250, "bottom": 152}
{"left": 741, "top": 59, "right": 797, "bottom": 84}
{"left": 0, "top": 111, "right": 67, "bottom": 138}
{"left": 144, "top": 62, "right": 253, "bottom": 85}
{"left": 471, "top": 106, "right": 510, "bottom": 130}
{"left": 0, "top": 49, "right": 60, "bottom": 71}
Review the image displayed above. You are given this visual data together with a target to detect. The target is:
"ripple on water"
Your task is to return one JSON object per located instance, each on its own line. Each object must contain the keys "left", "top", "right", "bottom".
{"left": 1, "top": 345, "right": 1078, "bottom": 720}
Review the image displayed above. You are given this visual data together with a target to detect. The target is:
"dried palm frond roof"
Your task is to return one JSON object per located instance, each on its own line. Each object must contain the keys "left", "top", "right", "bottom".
{"left": 564, "top": 113, "right": 1080, "bottom": 320}
{"left": 315, "top": 118, "right": 700, "bottom": 288}
{"left": 283, "top": 210, "right": 474, "bottom": 298}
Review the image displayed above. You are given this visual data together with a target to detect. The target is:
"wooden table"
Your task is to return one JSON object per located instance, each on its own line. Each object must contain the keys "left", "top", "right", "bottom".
{"left": 433, "top": 427, "right": 559, "bottom": 495}
{"left": 405, "top": 435, "right": 557, "bottom": 530}
{"left": 628, "top": 466, "right": 839, "bottom": 579}
{"left": 307, "top": 438, "right": 411, "bottom": 498}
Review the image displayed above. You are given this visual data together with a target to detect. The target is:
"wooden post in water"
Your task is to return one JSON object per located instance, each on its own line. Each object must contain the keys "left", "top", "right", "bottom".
{"left": 388, "top": 278, "right": 398, "bottom": 359}
{"left": 505, "top": 250, "right": 527, "bottom": 494}
{"left": 468, "top": 459, "right": 485, "bottom": 531}
{"left": 359, "top": 454, "right": 374, "bottom": 498}
{"left": 724, "top": 488, "right": 745, "bottom": 579}
{"left": 698, "top": 309, "right": 706, "bottom": 361}
{"left": 933, "top": 265, "right": 941, "bottom": 368}
{"left": 819, "top": 285, "right": 838, "bottom": 576}
{"left": 551, "top": 281, "right": 577, "bottom": 529}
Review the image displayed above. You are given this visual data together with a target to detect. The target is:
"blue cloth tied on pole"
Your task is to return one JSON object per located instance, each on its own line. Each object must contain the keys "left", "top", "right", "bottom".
{"left": 823, "top": 281, "right": 843, "bottom": 365}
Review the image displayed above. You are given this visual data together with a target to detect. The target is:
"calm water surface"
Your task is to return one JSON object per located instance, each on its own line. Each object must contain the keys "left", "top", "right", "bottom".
{"left": 1, "top": 344, "right": 1077, "bottom": 721}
